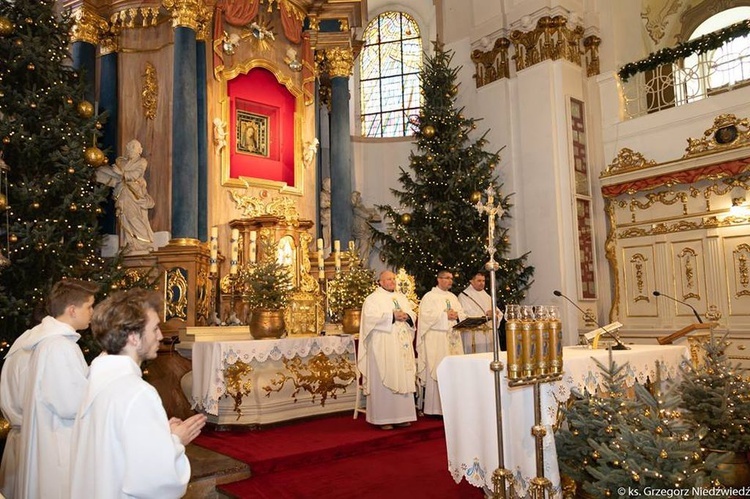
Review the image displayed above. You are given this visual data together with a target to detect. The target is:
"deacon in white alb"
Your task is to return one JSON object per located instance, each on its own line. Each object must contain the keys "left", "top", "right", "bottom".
{"left": 358, "top": 271, "right": 418, "bottom": 430}
{"left": 70, "top": 289, "right": 207, "bottom": 499}
{"left": 417, "top": 269, "right": 466, "bottom": 415}
{"left": 457, "top": 271, "right": 502, "bottom": 353}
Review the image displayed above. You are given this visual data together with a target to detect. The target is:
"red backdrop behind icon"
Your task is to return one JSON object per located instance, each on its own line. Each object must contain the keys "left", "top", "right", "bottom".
{"left": 228, "top": 67, "right": 296, "bottom": 186}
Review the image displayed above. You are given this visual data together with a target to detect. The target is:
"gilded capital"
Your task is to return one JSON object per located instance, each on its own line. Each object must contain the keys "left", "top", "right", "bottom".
{"left": 70, "top": 6, "right": 108, "bottom": 46}
{"left": 325, "top": 47, "right": 354, "bottom": 78}
{"left": 162, "top": 0, "right": 203, "bottom": 31}
{"left": 99, "top": 28, "right": 120, "bottom": 55}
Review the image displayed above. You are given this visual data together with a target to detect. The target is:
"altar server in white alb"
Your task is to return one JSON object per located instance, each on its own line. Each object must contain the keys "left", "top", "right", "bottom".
{"left": 3, "top": 279, "right": 99, "bottom": 499}
{"left": 358, "top": 270, "right": 418, "bottom": 430}
{"left": 70, "top": 289, "right": 207, "bottom": 499}
{"left": 417, "top": 269, "right": 467, "bottom": 415}
{"left": 457, "top": 271, "right": 502, "bottom": 353}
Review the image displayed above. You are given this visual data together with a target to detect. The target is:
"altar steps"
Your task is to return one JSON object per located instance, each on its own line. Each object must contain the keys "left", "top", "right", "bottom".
{"left": 187, "top": 412, "right": 481, "bottom": 498}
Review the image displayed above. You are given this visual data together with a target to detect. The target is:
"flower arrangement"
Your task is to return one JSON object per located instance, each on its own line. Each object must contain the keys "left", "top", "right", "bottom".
{"left": 327, "top": 263, "right": 376, "bottom": 319}
{"left": 240, "top": 258, "right": 294, "bottom": 311}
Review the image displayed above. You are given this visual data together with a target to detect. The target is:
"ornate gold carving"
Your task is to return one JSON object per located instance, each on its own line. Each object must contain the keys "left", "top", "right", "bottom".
{"left": 307, "top": 16, "right": 320, "bottom": 31}
{"left": 471, "top": 37, "right": 510, "bottom": 87}
{"left": 618, "top": 214, "right": 750, "bottom": 238}
{"left": 510, "top": 16, "right": 583, "bottom": 72}
{"left": 110, "top": 7, "right": 160, "bottom": 29}
{"left": 683, "top": 114, "right": 750, "bottom": 158}
{"left": 222, "top": 360, "right": 253, "bottom": 418}
{"left": 99, "top": 27, "right": 120, "bottom": 55}
{"left": 678, "top": 247, "right": 697, "bottom": 296}
{"left": 162, "top": 0, "right": 205, "bottom": 31}
{"left": 339, "top": 18, "right": 350, "bottom": 31}
{"left": 630, "top": 253, "right": 649, "bottom": 301}
{"left": 165, "top": 267, "right": 189, "bottom": 321}
{"left": 262, "top": 352, "right": 356, "bottom": 406}
{"left": 284, "top": 290, "right": 325, "bottom": 337}
{"left": 228, "top": 183, "right": 301, "bottom": 223}
{"left": 141, "top": 62, "right": 158, "bottom": 121}
{"left": 395, "top": 268, "right": 420, "bottom": 312}
{"left": 70, "top": 6, "right": 108, "bottom": 46}
{"left": 196, "top": 268, "right": 209, "bottom": 325}
{"left": 641, "top": 0, "right": 683, "bottom": 45}
{"left": 322, "top": 47, "right": 354, "bottom": 78}
{"left": 604, "top": 199, "right": 621, "bottom": 322}
{"left": 630, "top": 190, "right": 686, "bottom": 211}
{"left": 601, "top": 148, "right": 657, "bottom": 178}
{"left": 687, "top": 333, "right": 710, "bottom": 369}
{"left": 734, "top": 244, "right": 750, "bottom": 298}
{"left": 583, "top": 35, "right": 601, "bottom": 77}
{"left": 705, "top": 304, "right": 722, "bottom": 322}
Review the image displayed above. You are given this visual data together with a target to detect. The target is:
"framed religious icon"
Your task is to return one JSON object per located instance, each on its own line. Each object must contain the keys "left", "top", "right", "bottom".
{"left": 219, "top": 63, "right": 304, "bottom": 195}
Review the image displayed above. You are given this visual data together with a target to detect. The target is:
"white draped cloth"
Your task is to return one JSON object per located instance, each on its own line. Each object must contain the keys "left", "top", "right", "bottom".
{"left": 12, "top": 317, "right": 88, "bottom": 499}
{"left": 417, "top": 287, "right": 466, "bottom": 415}
{"left": 70, "top": 355, "right": 191, "bottom": 498}
{"left": 357, "top": 287, "right": 417, "bottom": 425}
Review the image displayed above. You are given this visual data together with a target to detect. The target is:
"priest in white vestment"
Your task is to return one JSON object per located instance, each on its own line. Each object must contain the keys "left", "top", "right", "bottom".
{"left": 457, "top": 271, "right": 502, "bottom": 354}
{"left": 70, "top": 289, "right": 207, "bottom": 499}
{"left": 358, "top": 270, "right": 418, "bottom": 429}
{"left": 417, "top": 269, "right": 466, "bottom": 415}
{"left": 4, "top": 279, "right": 99, "bottom": 499}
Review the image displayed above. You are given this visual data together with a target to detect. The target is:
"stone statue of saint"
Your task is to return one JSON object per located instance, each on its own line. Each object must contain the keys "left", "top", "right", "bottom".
{"left": 96, "top": 139, "right": 155, "bottom": 254}
{"left": 320, "top": 178, "right": 331, "bottom": 250}
{"left": 351, "top": 190, "right": 381, "bottom": 263}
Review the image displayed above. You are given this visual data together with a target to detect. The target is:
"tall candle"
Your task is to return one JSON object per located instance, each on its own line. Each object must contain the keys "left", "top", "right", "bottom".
{"left": 249, "top": 231, "right": 257, "bottom": 263}
{"left": 209, "top": 226, "right": 218, "bottom": 274}
{"left": 317, "top": 238, "right": 323, "bottom": 250}
{"left": 317, "top": 249, "right": 324, "bottom": 270}
{"left": 333, "top": 240, "right": 340, "bottom": 251}
{"left": 230, "top": 228, "right": 239, "bottom": 275}
{"left": 334, "top": 252, "right": 341, "bottom": 272}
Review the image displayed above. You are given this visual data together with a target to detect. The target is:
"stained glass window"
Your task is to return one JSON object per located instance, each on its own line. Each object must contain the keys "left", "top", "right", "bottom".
{"left": 360, "top": 12, "right": 422, "bottom": 138}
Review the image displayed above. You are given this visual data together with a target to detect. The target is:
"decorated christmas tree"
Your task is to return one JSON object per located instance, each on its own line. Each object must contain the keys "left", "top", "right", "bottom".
{"left": 371, "top": 43, "right": 533, "bottom": 301}
{"left": 0, "top": 1, "right": 125, "bottom": 355}
{"left": 679, "top": 335, "right": 750, "bottom": 454}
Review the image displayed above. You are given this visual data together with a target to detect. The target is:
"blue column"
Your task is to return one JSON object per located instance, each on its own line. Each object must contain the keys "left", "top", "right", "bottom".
{"left": 98, "top": 50, "right": 118, "bottom": 234}
{"left": 330, "top": 76, "right": 352, "bottom": 245}
{"left": 71, "top": 41, "right": 96, "bottom": 103}
{"left": 196, "top": 40, "right": 208, "bottom": 242}
{"left": 171, "top": 26, "right": 199, "bottom": 239}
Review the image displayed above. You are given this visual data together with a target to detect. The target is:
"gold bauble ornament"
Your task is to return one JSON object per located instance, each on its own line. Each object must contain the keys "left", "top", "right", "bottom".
{"left": 400, "top": 213, "right": 412, "bottom": 225}
{"left": 655, "top": 426, "right": 663, "bottom": 434}
{"left": 0, "top": 193, "right": 6, "bottom": 210}
{"left": 84, "top": 146, "right": 105, "bottom": 166}
{"left": 426, "top": 154, "right": 434, "bottom": 162}
{"left": 77, "top": 100, "right": 95, "bottom": 119}
{"left": 422, "top": 125, "right": 436, "bottom": 138}
{"left": 659, "top": 449, "right": 668, "bottom": 459}
{"left": 0, "top": 16, "right": 12, "bottom": 37}
{"left": 69, "top": 203, "right": 77, "bottom": 211}
{"left": 469, "top": 191, "right": 482, "bottom": 204}
{"left": 2, "top": 137, "right": 9, "bottom": 144}
{"left": 26, "top": 63, "right": 34, "bottom": 71}
{"left": 9, "top": 234, "right": 17, "bottom": 243}
{"left": 0, "top": 417, "right": 10, "bottom": 439}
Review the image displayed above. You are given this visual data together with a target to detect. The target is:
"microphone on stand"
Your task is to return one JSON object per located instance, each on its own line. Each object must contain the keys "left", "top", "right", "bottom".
{"left": 652, "top": 291, "right": 703, "bottom": 324}
{"left": 553, "top": 290, "right": 630, "bottom": 350}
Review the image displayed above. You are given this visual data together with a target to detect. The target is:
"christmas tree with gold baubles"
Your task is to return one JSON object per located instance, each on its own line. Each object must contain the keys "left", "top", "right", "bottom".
{"left": 371, "top": 42, "right": 533, "bottom": 302}
{"left": 0, "top": 0, "right": 123, "bottom": 356}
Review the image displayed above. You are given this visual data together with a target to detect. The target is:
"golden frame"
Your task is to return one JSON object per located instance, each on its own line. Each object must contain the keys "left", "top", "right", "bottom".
{"left": 219, "top": 59, "right": 304, "bottom": 196}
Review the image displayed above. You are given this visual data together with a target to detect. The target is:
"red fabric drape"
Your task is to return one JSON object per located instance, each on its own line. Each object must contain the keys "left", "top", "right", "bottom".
{"left": 279, "top": 2, "right": 302, "bottom": 44}
{"left": 212, "top": 0, "right": 261, "bottom": 78}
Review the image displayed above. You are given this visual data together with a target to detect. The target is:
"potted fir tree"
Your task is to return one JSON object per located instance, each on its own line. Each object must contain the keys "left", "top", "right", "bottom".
{"left": 327, "top": 262, "right": 376, "bottom": 334}
{"left": 240, "top": 257, "right": 294, "bottom": 339}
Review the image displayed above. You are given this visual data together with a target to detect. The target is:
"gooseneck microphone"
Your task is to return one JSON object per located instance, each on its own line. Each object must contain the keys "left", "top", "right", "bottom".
{"left": 652, "top": 291, "right": 703, "bottom": 323}
{"left": 553, "top": 290, "right": 629, "bottom": 350}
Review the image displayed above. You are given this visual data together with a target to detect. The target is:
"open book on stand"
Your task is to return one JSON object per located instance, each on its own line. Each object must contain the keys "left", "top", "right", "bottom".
{"left": 454, "top": 316, "right": 491, "bottom": 329}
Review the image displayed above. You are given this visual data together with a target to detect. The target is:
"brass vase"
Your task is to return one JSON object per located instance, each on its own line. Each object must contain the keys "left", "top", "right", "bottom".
{"left": 714, "top": 450, "right": 750, "bottom": 487}
{"left": 341, "top": 308, "right": 361, "bottom": 335}
{"left": 249, "top": 309, "right": 286, "bottom": 339}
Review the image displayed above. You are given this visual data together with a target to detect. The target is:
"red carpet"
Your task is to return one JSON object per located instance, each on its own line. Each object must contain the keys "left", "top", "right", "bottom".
{"left": 193, "top": 413, "right": 483, "bottom": 498}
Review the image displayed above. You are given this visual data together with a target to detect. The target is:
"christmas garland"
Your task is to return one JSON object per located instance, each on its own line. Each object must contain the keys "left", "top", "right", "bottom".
{"left": 618, "top": 19, "right": 750, "bottom": 82}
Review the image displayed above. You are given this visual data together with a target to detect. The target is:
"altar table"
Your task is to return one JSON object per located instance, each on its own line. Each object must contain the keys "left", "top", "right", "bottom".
{"left": 437, "top": 344, "right": 688, "bottom": 498}
{"left": 191, "top": 335, "right": 357, "bottom": 425}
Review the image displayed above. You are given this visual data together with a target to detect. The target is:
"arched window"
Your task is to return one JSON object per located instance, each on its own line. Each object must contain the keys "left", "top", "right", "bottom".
{"left": 359, "top": 12, "right": 422, "bottom": 138}
{"left": 675, "top": 7, "right": 750, "bottom": 105}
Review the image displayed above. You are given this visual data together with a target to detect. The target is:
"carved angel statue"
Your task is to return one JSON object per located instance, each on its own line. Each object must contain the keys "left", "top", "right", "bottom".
{"left": 213, "top": 118, "right": 227, "bottom": 155}
{"left": 95, "top": 139, "right": 155, "bottom": 254}
{"left": 351, "top": 190, "right": 381, "bottom": 263}
{"left": 303, "top": 138, "right": 319, "bottom": 169}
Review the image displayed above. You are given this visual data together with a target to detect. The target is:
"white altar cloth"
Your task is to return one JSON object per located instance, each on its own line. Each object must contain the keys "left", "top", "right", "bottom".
{"left": 437, "top": 344, "right": 688, "bottom": 498}
{"left": 192, "top": 335, "right": 356, "bottom": 424}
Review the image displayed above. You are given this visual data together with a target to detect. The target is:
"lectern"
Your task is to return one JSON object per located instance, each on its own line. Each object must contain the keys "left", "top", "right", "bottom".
{"left": 657, "top": 322, "right": 717, "bottom": 367}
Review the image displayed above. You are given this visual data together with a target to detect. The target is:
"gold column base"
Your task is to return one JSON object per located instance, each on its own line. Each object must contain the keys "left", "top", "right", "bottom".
{"left": 491, "top": 467, "right": 515, "bottom": 499}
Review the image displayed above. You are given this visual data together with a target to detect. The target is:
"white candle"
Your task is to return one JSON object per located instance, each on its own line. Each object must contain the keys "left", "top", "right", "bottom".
{"left": 317, "top": 238, "right": 323, "bottom": 250}
{"left": 230, "top": 228, "right": 239, "bottom": 275}
{"left": 334, "top": 240, "right": 340, "bottom": 251}
{"left": 209, "top": 226, "right": 218, "bottom": 274}
{"left": 250, "top": 231, "right": 257, "bottom": 242}
{"left": 317, "top": 249, "right": 324, "bottom": 270}
{"left": 250, "top": 241, "right": 257, "bottom": 263}
{"left": 334, "top": 252, "right": 341, "bottom": 272}
{"left": 318, "top": 269, "right": 325, "bottom": 280}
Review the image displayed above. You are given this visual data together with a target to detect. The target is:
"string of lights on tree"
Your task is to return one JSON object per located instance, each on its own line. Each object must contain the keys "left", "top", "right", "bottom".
{"left": 618, "top": 19, "right": 750, "bottom": 82}
{"left": 371, "top": 42, "right": 533, "bottom": 301}
{"left": 0, "top": 0, "right": 127, "bottom": 358}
